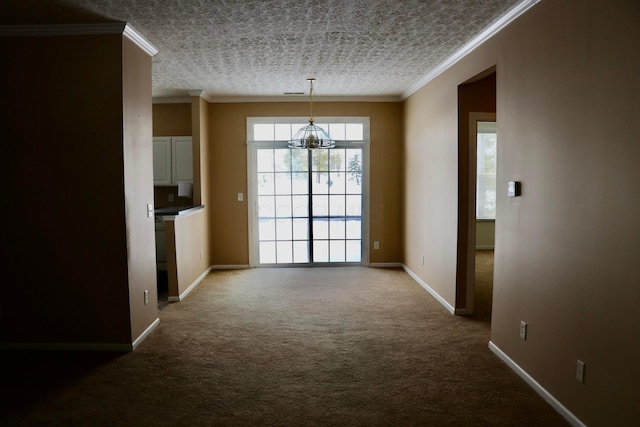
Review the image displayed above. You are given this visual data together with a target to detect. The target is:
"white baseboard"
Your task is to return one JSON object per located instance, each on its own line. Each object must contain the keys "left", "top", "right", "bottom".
{"left": 132, "top": 318, "right": 160, "bottom": 350}
{"left": 402, "top": 265, "right": 456, "bottom": 314}
{"left": 488, "top": 341, "right": 586, "bottom": 427}
{"left": 168, "top": 266, "right": 214, "bottom": 302}
{"left": 0, "top": 317, "right": 161, "bottom": 352}
{"left": 369, "top": 262, "right": 403, "bottom": 268}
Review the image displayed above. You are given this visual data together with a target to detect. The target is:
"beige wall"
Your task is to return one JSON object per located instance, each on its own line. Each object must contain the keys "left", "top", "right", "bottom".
{"left": 208, "top": 102, "right": 403, "bottom": 266}
{"left": 122, "top": 37, "right": 158, "bottom": 343}
{"left": 1, "top": 32, "right": 157, "bottom": 348}
{"left": 166, "top": 211, "right": 209, "bottom": 298}
{"left": 403, "top": 0, "right": 640, "bottom": 424}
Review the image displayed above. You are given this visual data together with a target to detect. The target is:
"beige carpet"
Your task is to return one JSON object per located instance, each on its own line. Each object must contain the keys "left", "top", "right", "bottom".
{"left": 1, "top": 259, "right": 570, "bottom": 426}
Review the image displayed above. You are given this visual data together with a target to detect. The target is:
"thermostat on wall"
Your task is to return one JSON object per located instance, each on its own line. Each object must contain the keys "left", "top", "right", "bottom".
{"left": 508, "top": 181, "right": 521, "bottom": 197}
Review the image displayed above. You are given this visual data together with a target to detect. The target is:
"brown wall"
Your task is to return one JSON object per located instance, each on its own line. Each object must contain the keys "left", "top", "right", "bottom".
{"left": 403, "top": 0, "right": 640, "bottom": 424}
{"left": 208, "top": 102, "right": 403, "bottom": 266}
{"left": 1, "top": 33, "right": 156, "bottom": 347}
{"left": 153, "top": 103, "right": 192, "bottom": 136}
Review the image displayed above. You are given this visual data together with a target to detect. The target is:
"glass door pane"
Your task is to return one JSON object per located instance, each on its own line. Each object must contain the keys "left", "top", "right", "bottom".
{"left": 257, "top": 148, "right": 309, "bottom": 264}
{"left": 311, "top": 148, "right": 362, "bottom": 263}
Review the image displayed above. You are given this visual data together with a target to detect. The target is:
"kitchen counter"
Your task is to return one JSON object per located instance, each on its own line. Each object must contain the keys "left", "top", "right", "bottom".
{"left": 154, "top": 205, "right": 204, "bottom": 274}
{"left": 155, "top": 205, "right": 204, "bottom": 219}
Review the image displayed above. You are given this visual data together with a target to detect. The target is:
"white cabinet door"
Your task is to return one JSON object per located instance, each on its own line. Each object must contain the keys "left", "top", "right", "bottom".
{"left": 172, "top": 137, "right": 193, "bottom": 183}
{"left": 153, "top": 137, "right": 172, "bottom": 186}
{"left": 153, "top": 136, "right": 192, "bottom": 186}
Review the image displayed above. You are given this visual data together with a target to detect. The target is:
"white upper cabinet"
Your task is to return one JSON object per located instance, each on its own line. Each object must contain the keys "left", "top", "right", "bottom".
{"left": 153, "top": 136, "right": 193, "bottom": 186}
{"left": 152, "top": 137, "right": 172, "bottom": 186}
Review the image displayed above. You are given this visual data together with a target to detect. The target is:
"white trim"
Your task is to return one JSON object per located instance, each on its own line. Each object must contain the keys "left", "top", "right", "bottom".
{"left": 369, "top": 262, "right": 403, "bottom": 268}
{"left": 131, "top": 318, "right": 160, "bottom": 350}
{"left": 0, "top": 22, "right": 127, "bottom": 36}
{"left": 488, "top": 341, "right": 587, "bottom": 427}
{"left": 167, "top": 266, "right": 213, "bottom": 302}
{"left": 0, "top": 23, "right": 158, "bottom": 57}
{"left": 186, "top": 90, "right": 219, "bottom": 103}
{"left": 401, "top": 0, "right": 541, "bottom": 100}
{"left": 122, "top": 23, "right": 158, "bottom": 56}
{"left": 0, "top": 317, "right": 160, "bottom": 352}
{"left": 402, "top": 265, "right": 456, "bottom": 314}
{"left": 211, "top": 264, "right": 251, "bottom": 270}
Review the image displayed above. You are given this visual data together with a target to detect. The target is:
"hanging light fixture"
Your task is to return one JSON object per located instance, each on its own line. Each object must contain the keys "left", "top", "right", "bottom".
{"left": 288, "top": 78, "right": 335, "bottom": 149}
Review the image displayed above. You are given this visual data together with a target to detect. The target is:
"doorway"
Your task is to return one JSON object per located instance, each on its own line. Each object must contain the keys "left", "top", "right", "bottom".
{"left": 455, "top": 69, "right": 496, "bottom": 317}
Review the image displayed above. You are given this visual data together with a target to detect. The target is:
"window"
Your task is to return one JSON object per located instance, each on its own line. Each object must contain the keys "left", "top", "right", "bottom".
{"left": 476, "top": 121, "right": 497, "bottom": 220}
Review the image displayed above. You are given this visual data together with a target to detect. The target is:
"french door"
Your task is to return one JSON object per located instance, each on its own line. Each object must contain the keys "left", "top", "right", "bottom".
{"left": 247, "top": 118, "right": 369, "bottom": 267}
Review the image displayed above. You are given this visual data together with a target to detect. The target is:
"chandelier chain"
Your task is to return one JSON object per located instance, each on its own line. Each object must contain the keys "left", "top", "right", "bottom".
{"left": 308, "top": 78, "right": 315, "bottom": 123}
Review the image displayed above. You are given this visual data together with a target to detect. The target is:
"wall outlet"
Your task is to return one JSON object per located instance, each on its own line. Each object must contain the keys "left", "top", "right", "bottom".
{"left": 373, "top": 241, "right": 380, "bottom": 250}
{"left": 576, "top": 360, "right": 586, "bottom": 383}
{"left": 168, "top": 193, "right": 174, "bottom": 202}
{"left": 144, "top": 290, "right": 149, "bottom": 305}
{"left": 147, "top": 203, "right": 154, "bottom": 218}
{"left": 519, "top": 321, "right": 527, "bottom": 340}
{"left": 237, "top": 192, "right": 244, "bottom": 202}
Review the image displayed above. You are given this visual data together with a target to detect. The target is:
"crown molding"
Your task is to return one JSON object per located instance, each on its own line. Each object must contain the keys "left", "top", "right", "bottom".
{"left": 401, "top": 0, "right": 541, "bottom": 100}
{"left": 188, "top": 90, "right": 218, "bottom": 103}
{"left": 0, "top": 22, "right": 158, "bottom": 56}
{"left": 122, "top": 24, "right": 158, "bottom": 56}
{"left": 154, "top": 93, "right": 402, "bottom": 104}
{"left": 203, "top": 95, "right": 403, "bottom": 103}
{"left": 153, "top": 97, "right": 192, "bottom": 104}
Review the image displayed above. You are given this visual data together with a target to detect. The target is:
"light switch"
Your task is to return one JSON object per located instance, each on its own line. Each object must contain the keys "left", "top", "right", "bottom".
{"left": 508, "top": 181, "right": 521, "bottom": 197}
{"left": 237, "top": 192, "right": 244, "bottom": 202}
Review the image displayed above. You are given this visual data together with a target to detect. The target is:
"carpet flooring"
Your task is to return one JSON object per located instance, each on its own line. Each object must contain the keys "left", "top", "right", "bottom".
{"left": 0, "top": 253, "right": 570, "bottom": 426}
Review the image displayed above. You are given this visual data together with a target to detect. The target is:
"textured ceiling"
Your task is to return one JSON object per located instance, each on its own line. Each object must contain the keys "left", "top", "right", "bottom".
{"left": 1, "top": 0, "right": 525, "bottom": 100}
